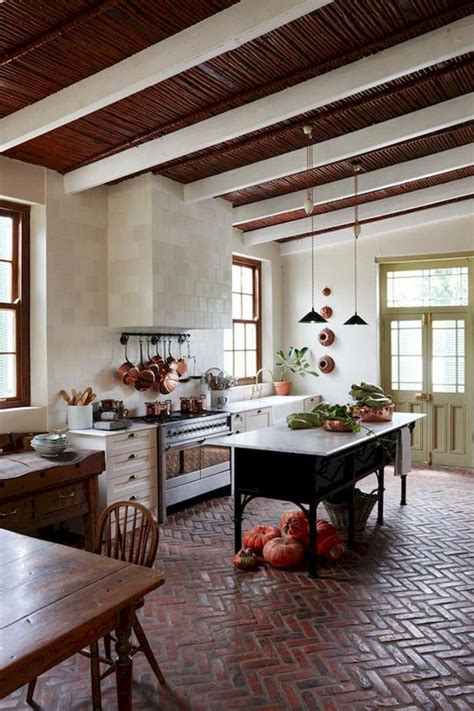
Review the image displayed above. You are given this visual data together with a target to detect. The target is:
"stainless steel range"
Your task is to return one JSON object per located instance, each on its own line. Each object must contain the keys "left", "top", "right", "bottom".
{"left": 132, "top": 411, "right": 231, "bottom": 521}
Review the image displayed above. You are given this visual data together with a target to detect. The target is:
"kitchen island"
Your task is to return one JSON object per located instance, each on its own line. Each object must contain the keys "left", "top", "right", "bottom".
{"left": 214, "top": 412, "right": 424, "bottom": 577}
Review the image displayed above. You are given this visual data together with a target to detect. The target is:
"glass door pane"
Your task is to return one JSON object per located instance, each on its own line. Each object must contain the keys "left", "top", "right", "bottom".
{"left": 431, "top": 319, "right": 465, "bottom": 393}
{"left": 390, "top": 319, "right": 423, "bottom": 391}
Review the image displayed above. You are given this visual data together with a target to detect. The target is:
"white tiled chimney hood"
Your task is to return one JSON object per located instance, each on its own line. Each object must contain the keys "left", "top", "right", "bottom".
{"left": 107, "top": 173, "right": 232, "bottom": 329}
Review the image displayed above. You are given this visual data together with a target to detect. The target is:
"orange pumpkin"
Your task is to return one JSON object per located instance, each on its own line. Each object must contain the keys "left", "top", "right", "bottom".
{"left": 279, "top": 509, "right": 309, "bottom": 547}
{"left": 243, "top": 525, "right": 281, "bottom": 554}
{"left": 233, "top": 548, "right": 259, "bottom": 571}
{"left": 263, "top": 537, "right": 305, "bottom": 569}
{"left": 316, "top": 520, "right": 344, "bottom": 560}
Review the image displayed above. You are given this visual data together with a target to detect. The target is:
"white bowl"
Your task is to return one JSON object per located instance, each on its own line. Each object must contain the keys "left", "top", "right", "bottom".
{"left": 31, "top": 433, "right": 69, "bottom": 457}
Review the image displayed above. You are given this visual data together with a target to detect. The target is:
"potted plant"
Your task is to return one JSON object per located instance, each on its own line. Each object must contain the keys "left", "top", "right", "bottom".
{"left": 275, "top": 347, "right": 318, "bottom": 396}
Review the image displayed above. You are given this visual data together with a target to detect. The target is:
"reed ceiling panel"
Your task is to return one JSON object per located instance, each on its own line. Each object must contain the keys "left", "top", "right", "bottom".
{"left": 2, "top": 0, "right": 472, "bottom": 175}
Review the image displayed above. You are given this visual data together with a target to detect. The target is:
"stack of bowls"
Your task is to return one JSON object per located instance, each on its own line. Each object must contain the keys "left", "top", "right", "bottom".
{"left": 30, "top": 433, "right": 69, "bottom": 457}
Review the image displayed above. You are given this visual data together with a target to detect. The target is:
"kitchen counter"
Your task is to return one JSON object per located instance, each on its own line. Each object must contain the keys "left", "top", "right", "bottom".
{"left": 213, "top": 412, "right": 425, "bottom": 457}
{"left": 68, "top": 422, "right": 158, "bottom": 437}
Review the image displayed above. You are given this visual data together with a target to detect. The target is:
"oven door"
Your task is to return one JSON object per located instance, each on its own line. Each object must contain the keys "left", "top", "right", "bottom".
{"left": 165, "top": 441, "right": 230, "bottom": 488}
{"left": 163, "top": 437, "right": 231, "bottom": 511}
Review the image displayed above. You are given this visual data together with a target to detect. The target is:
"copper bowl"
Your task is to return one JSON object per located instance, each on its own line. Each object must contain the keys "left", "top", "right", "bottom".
{"left": 361, "top": 404, "right": 395, "bottom": 422}
{"left": 323, "top": 417, "right": 361, "bottom": 433}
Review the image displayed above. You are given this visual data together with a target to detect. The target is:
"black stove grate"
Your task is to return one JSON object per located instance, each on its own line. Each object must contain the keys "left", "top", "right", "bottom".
{"left": 130, "top": 410, "right": 226, "bottom": 425}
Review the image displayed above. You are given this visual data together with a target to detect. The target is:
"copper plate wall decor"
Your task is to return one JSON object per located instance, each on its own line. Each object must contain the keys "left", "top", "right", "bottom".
{"left": 318, "top": 328, "right": 335, "bottom": 346}
{"left": 322, "top": 287, "right": 331, "bottom": 296}
{"left": 320, "top": 306, "right": 333, "bottom": 319}
{"left": 318, "top": 356, "right": 335, "bottom": 374}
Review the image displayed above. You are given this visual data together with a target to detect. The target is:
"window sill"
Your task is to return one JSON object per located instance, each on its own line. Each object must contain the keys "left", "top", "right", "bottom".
{"left": 0, "top": 406, "right": 47, "bottom": 431}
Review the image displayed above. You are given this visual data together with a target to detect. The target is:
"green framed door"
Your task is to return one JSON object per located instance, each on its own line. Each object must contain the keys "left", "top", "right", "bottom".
{"left": 429, "top": 313, "right": 471, "bottom": 468}
{"left": 382, "top": 314, "right": 428, "bottom": 463}
{"left": 380, "top": 257, "right": 473, "bottom": 469}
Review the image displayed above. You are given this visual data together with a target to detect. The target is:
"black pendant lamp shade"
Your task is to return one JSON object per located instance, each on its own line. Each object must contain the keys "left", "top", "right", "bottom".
{"left": 298, "top": 126, "right": 327, "bottom": 325}
{"left": 299, "top": 308, "right": 327, "bottom": 324}
{"left": 344, "top": 162, "right": 368, "bottom": 326}
{"left": 344, "top": 313, "right": 368, "bottom": 325}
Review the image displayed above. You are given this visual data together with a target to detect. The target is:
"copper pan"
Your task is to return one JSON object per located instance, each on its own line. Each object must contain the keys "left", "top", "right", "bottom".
{"left": 150, "top": 337, "right": 168, "bottom": 391}
{"left": 145, "top": 337, "right": 161, "bottom": 383}
{"left": 176, "top": 336, "right": 187, "bottom": 376}
{"left": 166, "top": 337, "right": 180, "bottom": 372}
{"left": 134, "top": 339, "right": 155, "bottom": 392}
{"left": 116, "top": 338, "right": 139, "bottom": 385}
{"left": 160, "top": 369, "right": 179, "bottom": 395}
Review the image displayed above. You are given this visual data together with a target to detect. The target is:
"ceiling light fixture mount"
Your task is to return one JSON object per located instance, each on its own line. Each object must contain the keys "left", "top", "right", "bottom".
{"left": 299, "top": 125, "right": 327, "bottom": 325}
{"left": 344, "top": 161, "right": 368, "bottom": 326}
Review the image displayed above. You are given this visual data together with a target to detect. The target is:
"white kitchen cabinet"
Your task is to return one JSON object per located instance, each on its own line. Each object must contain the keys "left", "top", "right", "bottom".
{"left": 303, "top": 396, "right": 321, "bottom": 412}
{"left": 231, "top": 406, "right": 272, "bottom": 433}
{"left": 68, "top": 425, "right": 158, "bottom": 516}
{"left": 245, "top": 407, "right": 272, "bottom": 431}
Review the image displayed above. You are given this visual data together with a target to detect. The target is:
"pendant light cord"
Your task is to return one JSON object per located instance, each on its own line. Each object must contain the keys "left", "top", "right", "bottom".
{"left": 353, "top": 167, "right": 360, "bottom": 314}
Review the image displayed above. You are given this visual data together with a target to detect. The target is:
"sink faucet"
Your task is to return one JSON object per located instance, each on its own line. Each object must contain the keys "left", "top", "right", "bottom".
{"left": 252, "top": 368, "right": 274, "bottom": 399}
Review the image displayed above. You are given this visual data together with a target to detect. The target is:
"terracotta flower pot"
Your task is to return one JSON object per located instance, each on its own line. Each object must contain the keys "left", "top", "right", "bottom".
{"left": 274, "top": 380, "right": 292, "bottom": 396}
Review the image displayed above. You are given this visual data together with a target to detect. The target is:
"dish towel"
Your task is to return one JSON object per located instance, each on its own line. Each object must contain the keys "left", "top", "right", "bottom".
{"left": 394, "top": 426, "right": 411, "bottom": 476}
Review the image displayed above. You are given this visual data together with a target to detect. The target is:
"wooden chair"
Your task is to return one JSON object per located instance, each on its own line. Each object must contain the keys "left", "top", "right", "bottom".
{"left": 26, "top": 501, "right": 165, "bottom": 709}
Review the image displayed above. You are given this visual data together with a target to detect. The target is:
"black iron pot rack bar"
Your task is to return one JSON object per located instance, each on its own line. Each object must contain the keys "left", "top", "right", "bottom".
{"left": 120, "top": 332, "right": 191, "bottom": 345}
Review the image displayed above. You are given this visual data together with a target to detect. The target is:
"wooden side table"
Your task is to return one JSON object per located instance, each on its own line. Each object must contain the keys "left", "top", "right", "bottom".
{"left": 0, "top": 450, "right": 105, "bottom": 550}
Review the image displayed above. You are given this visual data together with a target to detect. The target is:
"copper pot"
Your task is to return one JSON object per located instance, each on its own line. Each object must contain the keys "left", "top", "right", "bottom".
{"left": 166, "top": 338, "right": 180, "bottom": 372}
{"left": 145, "top": 338, "right": 161, "bottom": 383}
{"left": 160, "top": 369, "right": 179, "bottom": 395}
{"left": 135, "top": 339, "right": 155, "bottom": 392}
{"left": 116, "top": 339, "right": 139, "bottom": 385}
{"left": 175, "top": 337, "right": 187, "bottom": 376}
{"left": 145, "top": 401, "right": 160, "bottom": 417}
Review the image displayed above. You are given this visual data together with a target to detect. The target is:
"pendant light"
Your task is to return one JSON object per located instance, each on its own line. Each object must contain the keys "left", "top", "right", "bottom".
{"left": 344, "top": 161, "right": 368, "bottom": 326}
{"left": 299, "top": 125, "right": 327, "bottom": 324}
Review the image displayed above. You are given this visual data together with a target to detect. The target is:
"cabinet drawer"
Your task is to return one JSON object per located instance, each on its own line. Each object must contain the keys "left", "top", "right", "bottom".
{"left": 231, "top": 412, "right": 246, "bottom": 431}
{"left": 107, "top": 467, "right": 156, "bottom": 499}
{"left": 107, "top": 448, "right": 156, "bottom": 480}
{"left": 35, "top": 482, "right": 88, "bottom": 519}
{"left": 303, "top": 396, "right": 321, "bottom": 412}
{"left": 106, "top": 429, "right": 156, "bottom": 457}
{"left": 246, "top": 407, "right": 272, "bottom": 431}
{"left": 0, "top": 497, "right": 33, "bottom": 532}
{"left": 108, "top": 486, "right": 157, "bottom": 509}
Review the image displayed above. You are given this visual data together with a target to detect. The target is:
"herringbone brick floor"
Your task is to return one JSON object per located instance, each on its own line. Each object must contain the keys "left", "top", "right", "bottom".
{"left": 2, "top": 466, "right": 473, "bottom": 710}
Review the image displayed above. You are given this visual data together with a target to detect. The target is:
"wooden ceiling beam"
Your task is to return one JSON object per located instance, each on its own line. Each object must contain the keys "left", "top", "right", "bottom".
{"left": 62, "top": 16, "right": 473, "bottom": 193}
{"left": 186, "top": 94, "right": 474, "bottom": 202}
{"left": 233, "top": 146, "right": 473, "bottom": 225}
{"left": 243, "top": 177, "right": 474, "bottom": 246}
{"left": 0, "top": 0, "right": 331, "bottom": 152}
{"left": 279, "top": 198, "right": 474, "bottom": 254}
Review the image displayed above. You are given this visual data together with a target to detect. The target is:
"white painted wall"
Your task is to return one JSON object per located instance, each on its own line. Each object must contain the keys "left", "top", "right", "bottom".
{"left": 282, "top": 215, "right": 474, "bottom": 404}
{"left": 0, "top": 170, "right": 283, "bottom": 432}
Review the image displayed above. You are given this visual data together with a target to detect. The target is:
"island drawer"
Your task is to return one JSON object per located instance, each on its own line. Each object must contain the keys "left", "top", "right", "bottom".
{"left": 107, "top": 469, "right": 156, "bottom": 500}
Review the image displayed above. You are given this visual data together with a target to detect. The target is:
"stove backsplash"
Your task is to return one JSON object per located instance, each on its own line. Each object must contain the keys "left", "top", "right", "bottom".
{"left": 49, "top": 328, "right": 225, "bottom": 428}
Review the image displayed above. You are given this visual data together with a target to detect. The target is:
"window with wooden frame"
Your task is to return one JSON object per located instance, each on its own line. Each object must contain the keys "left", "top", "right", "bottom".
{"left": 224, "top": 256, "right": 262, "bottom": 384}
{"left": 0, "top": 201, "right": 30, "bottom": 409}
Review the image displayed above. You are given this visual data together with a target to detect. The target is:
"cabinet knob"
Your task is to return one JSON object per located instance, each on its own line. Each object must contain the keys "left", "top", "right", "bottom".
{"left": 128, "top": 474, "right": 137, "bottom": 481}
{"left": 128, "top": 453, "right": 137, "bottom": 460}
{"left": 257, "top": 409, "right": 261, "bottom": 414}
{"left": 58, "top": 491, "right": 76, "bottom": 499}
{"left": 128, "top": 433, "right": 136, "bottom": 439}
{"left": 129, "top": 495, "right": 138, "bottom": 501}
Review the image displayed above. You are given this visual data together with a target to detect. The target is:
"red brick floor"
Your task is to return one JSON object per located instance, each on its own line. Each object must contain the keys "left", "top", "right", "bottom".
{"left": 2, "top": 466, "right": 473, "bottom": 710}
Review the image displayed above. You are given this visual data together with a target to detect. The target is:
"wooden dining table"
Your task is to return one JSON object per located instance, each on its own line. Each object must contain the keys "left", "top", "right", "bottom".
{"left": 0, "top": 529, "right": 165, "bottom": 709}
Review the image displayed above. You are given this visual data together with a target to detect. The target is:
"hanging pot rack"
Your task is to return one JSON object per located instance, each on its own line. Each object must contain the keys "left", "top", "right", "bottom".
{"left": 120, "top": 332, "right": 191, "bottom": 345}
